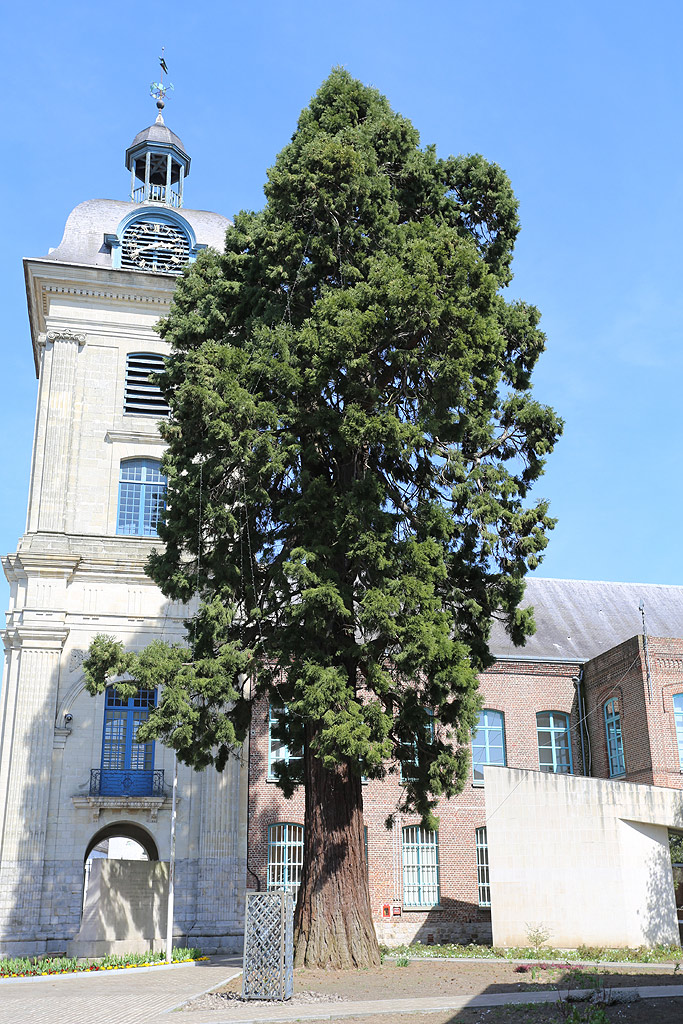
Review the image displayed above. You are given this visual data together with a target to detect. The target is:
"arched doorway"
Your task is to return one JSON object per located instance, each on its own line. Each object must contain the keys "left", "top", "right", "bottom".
{"left": 83, "top": 823, "right": 159, "bottom": 912}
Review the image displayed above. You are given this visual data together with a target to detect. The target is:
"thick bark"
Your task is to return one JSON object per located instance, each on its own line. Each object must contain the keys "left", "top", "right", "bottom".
{"left": 293, "top": 735, "right": 381, "bottom": 968}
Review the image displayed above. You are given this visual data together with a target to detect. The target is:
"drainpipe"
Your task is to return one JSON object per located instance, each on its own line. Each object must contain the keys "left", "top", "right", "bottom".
{"left": 573, "top": 670, "right": 590, "bottom": 776}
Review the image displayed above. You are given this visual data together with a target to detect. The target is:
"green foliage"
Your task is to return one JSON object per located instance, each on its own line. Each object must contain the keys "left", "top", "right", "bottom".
{"left": 0, "top": 948, "right": 204, "bottom": 977}
{"left": 380, "top": 941, "right": 683, "bottom": 962}
{"left": 85, "top": 68, "right": 561, "bottom": 822}
{"left": 670, "top": 831, "right": 683, "bottom": 863}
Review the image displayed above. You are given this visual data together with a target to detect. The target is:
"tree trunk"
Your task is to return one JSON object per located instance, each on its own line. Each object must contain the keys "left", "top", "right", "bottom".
{"left": 293, "top": 738, "right": 381, "bottom": 968}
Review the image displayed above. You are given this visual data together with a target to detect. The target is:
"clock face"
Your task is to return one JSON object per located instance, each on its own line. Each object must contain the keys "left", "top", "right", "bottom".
{"left": 121, "top": 219, "right": 190, "bottom": 273}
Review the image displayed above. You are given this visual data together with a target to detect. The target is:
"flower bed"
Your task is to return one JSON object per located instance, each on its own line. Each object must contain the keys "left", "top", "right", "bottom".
{"left": 0, "top": 947, "right": 206, "bottom": 978}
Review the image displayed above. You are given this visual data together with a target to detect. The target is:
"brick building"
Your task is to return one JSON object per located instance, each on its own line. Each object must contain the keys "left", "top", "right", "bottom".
{"left": 248, "top": 577, "right": 683, "bottom": 945}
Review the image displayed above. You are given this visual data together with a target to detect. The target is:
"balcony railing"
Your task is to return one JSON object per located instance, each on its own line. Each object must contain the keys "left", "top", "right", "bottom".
{"left": 89, "top": 768, "right": 165, "bottom": 797}
{"left": 132, "top": 184, "right": 181, "bottom": 207}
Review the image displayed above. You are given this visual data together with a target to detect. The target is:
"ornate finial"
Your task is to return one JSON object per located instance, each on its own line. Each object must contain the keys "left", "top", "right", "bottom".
{"left": 150, "top": 47, "right": 173, "bottom": 120}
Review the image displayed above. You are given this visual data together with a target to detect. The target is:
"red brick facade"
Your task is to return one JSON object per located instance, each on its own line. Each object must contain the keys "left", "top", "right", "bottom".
{"left": 246, "top": 633, "right": 683, "bottom": 945}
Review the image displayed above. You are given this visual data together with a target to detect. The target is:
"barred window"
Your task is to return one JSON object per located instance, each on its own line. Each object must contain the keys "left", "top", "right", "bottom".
{"left": 402, "top": 826, "right": 439, "bottom": 907}
{"left": 400, "top": 710, "right": 435, "bottom": 782}
{"left": 117, "top": 459, "right": 166, "bottom": 537}
{"left": 124, "top": 352, "right": 169, "bottom": 416}
{"left": 471, "top": 709, "right": 506, "bottom": 785}
{"left": 537, "top": 711, "right": 573, "bottom": 774}
{"left": 268, "top": 706, "right": 303, "bottom": 779}
{"left": 475, "top": 826, "right": 490, "bottom": 907}
{"left": 604, "top": 699, "right": 625, "bottom": 777}
{"left": 267, "top": 823, "right": 304, "bottom": 905}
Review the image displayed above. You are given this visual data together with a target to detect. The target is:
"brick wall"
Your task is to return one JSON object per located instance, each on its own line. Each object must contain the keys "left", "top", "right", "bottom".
{"left": 247, "top": 659, "right": 583, "bottom": 945}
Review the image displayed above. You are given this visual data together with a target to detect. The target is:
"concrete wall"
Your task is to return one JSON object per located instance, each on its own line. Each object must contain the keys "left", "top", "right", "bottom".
{"left": 484, "top": 766, "right": 683, "bottom": 949}
{"left": 68, "top": 859, "right": 169, "bottom": 956}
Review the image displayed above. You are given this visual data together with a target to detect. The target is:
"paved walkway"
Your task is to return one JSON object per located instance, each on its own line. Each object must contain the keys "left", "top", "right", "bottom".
{"left": 2, "top": 959, "right": 683, "bottom": 1024}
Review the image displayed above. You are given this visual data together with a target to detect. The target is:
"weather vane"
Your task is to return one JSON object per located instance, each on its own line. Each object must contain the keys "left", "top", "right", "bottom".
{"left": 150, "top": 47, "right": 174, "bottom": 112}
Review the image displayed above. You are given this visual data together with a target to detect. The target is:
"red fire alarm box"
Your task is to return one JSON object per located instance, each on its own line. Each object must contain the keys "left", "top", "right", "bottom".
{"left": 382, "top": 903, "right": 391, "bottom": 918}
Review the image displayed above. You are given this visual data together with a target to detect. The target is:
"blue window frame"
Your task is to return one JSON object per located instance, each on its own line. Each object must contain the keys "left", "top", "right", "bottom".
{"left": 674, "top": 694, "right": 683, "bottom": 768}
{"left": 267, "top": 823, "right": 304, "bottom": 904}
{"left": 268, "top": 706, "right": 303, "bottom": 779}
{"left": 604, "top": 698, "right": 625, "bottom": 777}
{"left": 537, "top": 711, "right": 573, "bottom": 774}
{"left": 100, "top": 687, "right": 156, "bottom": 795}
{"left": 117, "top": 459, "right": 166, "bottom": 536}
{"left": 471, "top": 709, "right": 506, "bottom": 785}
{"left": 402, "top": 826, "right": 440, "bottom": 907}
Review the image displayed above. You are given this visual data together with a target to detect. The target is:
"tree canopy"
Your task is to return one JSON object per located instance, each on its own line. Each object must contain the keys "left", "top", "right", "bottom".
{"left": 85, "top": 68, "right": 562, "bottom": 967}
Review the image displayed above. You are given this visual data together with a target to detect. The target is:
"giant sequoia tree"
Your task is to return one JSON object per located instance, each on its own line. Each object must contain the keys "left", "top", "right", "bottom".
{"left": 85, "top": 69, "right": 562, "bottom": 968}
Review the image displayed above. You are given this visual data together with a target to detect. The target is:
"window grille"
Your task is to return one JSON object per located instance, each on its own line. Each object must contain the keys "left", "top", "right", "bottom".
{"left": 268, "top": 706, "right": 303, "bottom": 779}
{"left": 536, "top": 711, "right": 573, "bottom": 774}
{"left": 604, "top": 699, "right": 625, "bottom": 776}
{"left": 402, "top": 826, "right": 439, "bottom": 907}
{"left": 124, "top": 352, "right": 169, "bottom": 416}
{"left": 121, "top": 218, "right": 190, "bottom": 274}
{"left": 117, "top": 459, "right": 166, "bottom": 536}
{"left": 471, "top": 709, "right": 506, "bottom": 785}
{"left": 475, "top": 826, "right": 491, "bottom": 906}
{"left": 674, "top": 695, "right": 683, "bottom": 768}
{"left": 267, "top": 823, "right": 304, "bottom": 905}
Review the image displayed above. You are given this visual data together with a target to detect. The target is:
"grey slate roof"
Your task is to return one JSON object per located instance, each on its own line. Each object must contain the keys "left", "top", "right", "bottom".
{"left": 488, "top": 577, "right": 683, "bottom": 662}
{"left": 127, "top": 121, "right": 186, "bottom": 155}
{"left": 44, "top": 199, "right": 231, "bottom": 268}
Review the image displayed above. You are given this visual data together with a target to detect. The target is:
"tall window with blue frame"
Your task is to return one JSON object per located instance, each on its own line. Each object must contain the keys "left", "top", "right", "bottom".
{"left": 117, "top": 458, "right": 166, "bottom": 536}
{"left": 536, "top": 711, "right": 573, "bottom": 774}
{"left": 604, "top": 698, "right": 625, "bottom": 777}
{"left": 471, "top": 709, "right": 506, "bottom": 785}
{"left": 267, "top": 823, "right": 304, "bottom": 904}
{"left": 674, "top": 694, "right": 683, "bottom": 768}
{"left": 100, "top": 687, "right": 157, "bottom": 795}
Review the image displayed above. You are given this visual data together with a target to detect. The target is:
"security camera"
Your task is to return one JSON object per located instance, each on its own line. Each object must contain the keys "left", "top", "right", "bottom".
{"left": 64, "top": 713, "right": 73, "bottom": 723}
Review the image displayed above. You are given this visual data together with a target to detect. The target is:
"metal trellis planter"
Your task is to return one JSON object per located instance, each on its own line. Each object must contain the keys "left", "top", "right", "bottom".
{"left": 241, "top": 890, "right": 293, "bottom": 1000}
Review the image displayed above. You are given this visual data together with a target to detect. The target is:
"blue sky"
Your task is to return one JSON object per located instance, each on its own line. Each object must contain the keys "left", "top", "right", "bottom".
{"left": 1, "top": 0, "right": 682, "bottom": 603}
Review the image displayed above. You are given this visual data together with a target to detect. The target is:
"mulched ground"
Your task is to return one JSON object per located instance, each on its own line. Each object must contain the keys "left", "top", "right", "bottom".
{"left": 182, "top": 960, "right": 683, "bottom": 1021}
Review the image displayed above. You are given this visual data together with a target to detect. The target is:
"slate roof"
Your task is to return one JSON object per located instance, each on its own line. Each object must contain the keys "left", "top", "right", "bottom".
{"left": 127, "top": 121, "right": 187, "bottom": 156}
{"left": 42, "top": 199, "right": 231, "bottom": 269}
{"left": 488, "top": 577, "right": 683, "bottom": 662}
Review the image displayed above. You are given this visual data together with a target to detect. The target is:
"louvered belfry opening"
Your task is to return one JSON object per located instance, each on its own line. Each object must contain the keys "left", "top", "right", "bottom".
{"left": 124, "top": 352, "right": 169, "bottom": 416}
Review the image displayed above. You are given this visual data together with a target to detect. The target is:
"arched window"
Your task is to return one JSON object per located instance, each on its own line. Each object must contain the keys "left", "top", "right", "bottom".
{"left": 121, "top": 215, "right": 190, "bottom": 274}
{"left": 604, "top": 698, "right": 625, "bottom": 777}
{"left": 116, "top": 459, "right": 166, "bottom": 536}
{"left": 124, "top": 353, "right": 169, "bottom": 416}
{"left": 402, "top": 826, "right": 439, "bottom": 907}
{"left": 471, "top": 709, "right": 506, "bottom": 785}
{"left": 99, "top": 687, "right": 157, "bottom": 795}
{"left": 267, "top": 823, "right": 304, "bottom": 905}
{"left": 536, "top": 711, "right": 573, "bottom": 774}
{"left": 673, "top": 694, "right": 683, "bottom": 768}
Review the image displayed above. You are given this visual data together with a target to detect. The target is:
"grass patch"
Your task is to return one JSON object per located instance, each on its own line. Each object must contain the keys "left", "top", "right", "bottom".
{"left": 379, "top": 941, "right": 683, "bottom": 963}
{"left": 0, "top": 947, "right": 206, "bottom": 978}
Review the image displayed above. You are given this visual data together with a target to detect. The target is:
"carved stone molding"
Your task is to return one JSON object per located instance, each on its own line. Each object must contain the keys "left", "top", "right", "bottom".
{"left": 41, "top": 328, "right": 86, "bottom": 347}
{"left": 69, "top": 648, "right": 86, "bottom": 672}
{"left": 71, "top": 795, "right": 171, "bottom": 822}
{"left": 105, "top": 429, "right": 166, "bottom": 446}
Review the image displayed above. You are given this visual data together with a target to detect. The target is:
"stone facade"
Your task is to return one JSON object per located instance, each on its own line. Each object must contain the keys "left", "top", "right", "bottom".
{"left": 0, "top": 119, "right": 248, "bottom": 955}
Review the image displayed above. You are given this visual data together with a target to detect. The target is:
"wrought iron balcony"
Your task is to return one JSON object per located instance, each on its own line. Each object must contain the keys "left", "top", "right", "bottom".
{"left": 89, "top": 768, "right": 165, "bottom": 798}
{"left": 132, "top": 184, "right": 181, "bottom": 207}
